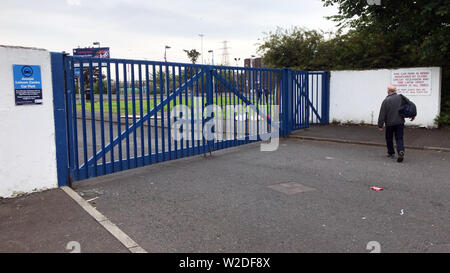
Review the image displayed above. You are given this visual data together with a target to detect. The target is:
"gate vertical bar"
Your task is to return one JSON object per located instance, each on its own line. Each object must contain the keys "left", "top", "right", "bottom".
{"left": 106, "top": 60, "right": 114, "bottom": 174}
{"left": 166, "top": 64, "right": 171, "bottom": 159}
{"left": 145, "top": 64, "right": 152, "bottom": 164}
{"left": 115, "top": 62, "right": 123, "bottom": 171}
{"left": 195, "top": 67, "right": 200, "bottom": 154}
{"left": 281, "top": 68, "right": 293, "bottom": 137}
{"left": 51, "top": 52, "right": 69, "bottom": 187}
{"left": 123, "top": 63, "right": 130, "bottom": 169}
{"left": 178, "top": 65, "right": 184, "bottom": 157}
{"left": 63, "top": 55, "right": 75, "bottom": 180}
{"left": 152, "top": 64, "right": 159, "bottom": 162}
{"left": 305, "top": 71, "right": 310, "bottom": 128}
{"left": 138, "top": 64, "right": 145, "bottom": 166}
{"left": 189, "top": 67, "right": 194, "bottom": 155}
{"left": 173, "top": 65, "right": 178, "bottom": 157}
{"left": 184, "top": 65, "right": 189, "bottom": 157}
{"left": 78, "top": 60, "right": 88, "bottom": 179}
{"left": 98, "top": 60, "right": 106, "bottom": 175}
{"left": 200, "top": 66, "right": 206, "bottom": 153}
{"left": 131, "top": 63, "right": 137, "bottom": 167}
{"left": 88, "top": 61, "right": 97, "bottom": 177}
{"left": 205, "top": 66, "right": 213, "bottom": 152}
{"left": 69, "top": 58, "right": 80, "bottom": 180}
{"left": 159, "top": 65, "right": 165, "bottom": 160}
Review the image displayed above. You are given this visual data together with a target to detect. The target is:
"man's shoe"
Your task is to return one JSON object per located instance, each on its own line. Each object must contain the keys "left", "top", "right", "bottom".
{"left": 387, "top": 154, "right": 395, "bottom": 159}
{"left": 397, "top": 151, "right": 404, "bottom": 162}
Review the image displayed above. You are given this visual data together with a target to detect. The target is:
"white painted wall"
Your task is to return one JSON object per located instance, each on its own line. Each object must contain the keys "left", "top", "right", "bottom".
{"left": 329, "top": 67, "right": 441, "bottom": 128}
{"left": 0, "top": 45, "right": 58, "bottom": 198}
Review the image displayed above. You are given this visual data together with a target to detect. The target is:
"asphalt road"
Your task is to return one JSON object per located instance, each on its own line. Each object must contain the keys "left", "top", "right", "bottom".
{"left": 72, "top": 138, "right": 450, "bottom": 253}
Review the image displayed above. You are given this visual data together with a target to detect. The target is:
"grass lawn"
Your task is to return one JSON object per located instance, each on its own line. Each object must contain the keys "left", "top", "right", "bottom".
{"left": 76, "top": 95, "right": 275, "bottom": 115}
{"left": 77, "top": 98, "right": 190, "bottom": 115}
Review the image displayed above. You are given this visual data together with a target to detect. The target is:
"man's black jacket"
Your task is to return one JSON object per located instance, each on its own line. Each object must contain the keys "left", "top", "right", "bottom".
{"left": 378, "top": 93, "right": 411, "bottom": 128}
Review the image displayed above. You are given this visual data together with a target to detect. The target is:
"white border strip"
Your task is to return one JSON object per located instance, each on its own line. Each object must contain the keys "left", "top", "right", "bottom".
{"left": 61, "top": 186, "right": 147, "bottom": 253}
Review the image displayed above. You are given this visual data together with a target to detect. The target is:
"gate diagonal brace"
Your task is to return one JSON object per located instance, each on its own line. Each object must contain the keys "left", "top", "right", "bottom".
{"left": 294, "top": 76, "right": 321, "bottom": 122}
{"left": 80, "top": 70, "right": 205, "bottom": 170}
{"left": 211, "top": 70, "right": 280, "bottom": 132}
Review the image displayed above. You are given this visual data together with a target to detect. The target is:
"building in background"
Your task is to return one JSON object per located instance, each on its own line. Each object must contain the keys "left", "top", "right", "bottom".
{"left": 244, "top": 57, "right": 264, "bottom": 68}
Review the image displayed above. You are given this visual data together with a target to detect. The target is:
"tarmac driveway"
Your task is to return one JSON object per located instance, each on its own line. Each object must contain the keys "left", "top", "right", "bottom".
{"left": 73, "top": 139, "right": 449, "bottom": 253}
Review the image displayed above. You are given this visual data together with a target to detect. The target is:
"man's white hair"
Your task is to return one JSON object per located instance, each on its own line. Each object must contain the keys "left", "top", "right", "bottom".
{"left": 388, "top": 85, "right": 397, "bottom": 92}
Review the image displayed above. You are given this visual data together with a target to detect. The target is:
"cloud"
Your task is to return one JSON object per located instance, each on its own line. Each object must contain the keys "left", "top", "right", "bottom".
{"left": 66, "top": 0, "right": 81, "bottom": 6}
{"left": 0, "top": 0, "right": 339, "bottom": 64}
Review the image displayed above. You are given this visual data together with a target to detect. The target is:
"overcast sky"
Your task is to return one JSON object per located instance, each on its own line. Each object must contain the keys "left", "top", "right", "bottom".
{"left": 0, "top": 0, "right": 339, "bottom": 65}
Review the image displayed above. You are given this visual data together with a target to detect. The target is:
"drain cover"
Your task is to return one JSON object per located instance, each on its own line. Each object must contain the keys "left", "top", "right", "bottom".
{"left": 267, "top": 182, "right": 316, "bottom": 195}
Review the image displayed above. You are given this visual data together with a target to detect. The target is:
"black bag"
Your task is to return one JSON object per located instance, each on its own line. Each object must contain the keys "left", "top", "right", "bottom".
{"left": 399, "top": 94, "right": 417, "bottom": 118}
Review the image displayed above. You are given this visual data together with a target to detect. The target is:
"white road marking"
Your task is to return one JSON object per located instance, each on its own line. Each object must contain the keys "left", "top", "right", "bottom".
{"left": 61, "top": 186, "right": 147, "bottom": 253}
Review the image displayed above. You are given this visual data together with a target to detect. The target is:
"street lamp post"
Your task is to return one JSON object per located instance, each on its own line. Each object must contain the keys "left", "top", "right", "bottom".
{"left": 164, "top": 45, "right": 171, "bottom": 94}
{"left": 208, "top": 49, "right": 215, "bottom": 94}
{"left": 164, "top": 45, "right": 171, "bottom": 62}
{"left": 208, "top": 50, "right": 214, "bottom": 65}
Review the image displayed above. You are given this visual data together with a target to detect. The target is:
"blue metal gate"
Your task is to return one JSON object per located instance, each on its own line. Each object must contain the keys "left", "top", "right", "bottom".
{"left": 62, "top": 55, "right": 288, "bottom": 182}
{"left": 52, "top": 53, "right": 329, "bottom": 184}
{"left": 291, "top": 70, "right": 330, "bottom": 129}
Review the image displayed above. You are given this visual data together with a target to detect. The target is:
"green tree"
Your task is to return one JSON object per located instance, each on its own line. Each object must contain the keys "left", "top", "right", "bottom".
{"left": 257, "top": 27, "right": 394, "bottom": 70}
{"left": 258, "top": 27, "right": 327, "bottom": 70}
{"left": 183, "top": 49, "right": 201, "bottom": 64}
{"left": 322, "top": 0, "right": 449, "bottom": 64}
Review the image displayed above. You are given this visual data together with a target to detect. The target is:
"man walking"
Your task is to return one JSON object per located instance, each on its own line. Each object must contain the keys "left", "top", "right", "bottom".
{"left": 378, "top": 85, "right": 415, "bottom": 162}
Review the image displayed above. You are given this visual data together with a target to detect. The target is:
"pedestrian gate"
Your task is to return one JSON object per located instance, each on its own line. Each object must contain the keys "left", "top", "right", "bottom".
{"left": 51, "top": 53, "right": 329, "bottom": 185}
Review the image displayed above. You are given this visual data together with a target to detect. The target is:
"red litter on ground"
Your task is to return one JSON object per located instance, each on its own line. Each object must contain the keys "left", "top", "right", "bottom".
{"left": 370, "top": 186, "right": 384, "bottom": 191}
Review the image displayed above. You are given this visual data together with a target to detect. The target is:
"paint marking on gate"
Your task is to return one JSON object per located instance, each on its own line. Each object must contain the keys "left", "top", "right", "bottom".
{"left": 61, "top": 186, "right": 147, "bottom": 253}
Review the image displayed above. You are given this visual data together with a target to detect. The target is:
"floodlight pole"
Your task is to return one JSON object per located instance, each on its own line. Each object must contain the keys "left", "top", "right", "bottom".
{"left": 199, "top": 34, "right": 204, "bottom": 64}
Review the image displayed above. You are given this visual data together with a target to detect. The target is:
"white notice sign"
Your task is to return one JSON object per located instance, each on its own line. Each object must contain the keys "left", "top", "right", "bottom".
{"left": 391, "top": 69, "right": 431, "bottom": 95}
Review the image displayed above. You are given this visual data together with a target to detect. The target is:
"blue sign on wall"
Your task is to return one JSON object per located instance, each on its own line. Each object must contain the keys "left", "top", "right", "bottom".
{"left": 13, "top": 64, "right": 43, "bottom": 105}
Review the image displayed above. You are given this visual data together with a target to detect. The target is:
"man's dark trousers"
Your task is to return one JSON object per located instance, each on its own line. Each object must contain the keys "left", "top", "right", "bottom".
{"left": 385, "top": 124, "right": 405, "bottom": 155}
